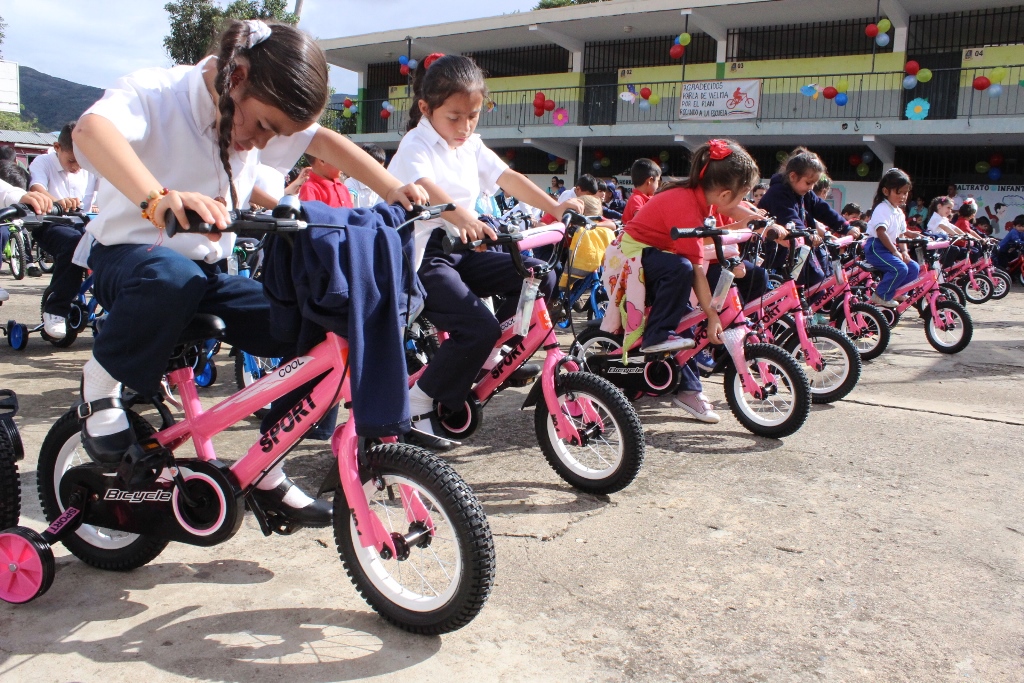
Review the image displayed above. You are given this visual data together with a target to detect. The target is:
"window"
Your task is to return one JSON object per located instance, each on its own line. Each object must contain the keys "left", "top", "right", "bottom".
{"left": 464, "top": 45, "right": 570, "bottom": 78}
{"left": 908, "top": 5, "right": 1024, "bottom": 53}
{"left": 727, "top": 18, "right": 892, "bottom": 61}
{"left": 583, "top": 34, "right": 716, "bottom": 74}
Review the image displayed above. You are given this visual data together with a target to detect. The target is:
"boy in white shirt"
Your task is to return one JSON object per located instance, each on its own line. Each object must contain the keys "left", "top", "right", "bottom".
{"left": 0, "top": 165, "right": 56, "bottom": 302}
{"left": 344, "top": 143, "right": 385, "bottom": 208}
{"left": 28, "top": 122, "right": 94, "bottom": 338}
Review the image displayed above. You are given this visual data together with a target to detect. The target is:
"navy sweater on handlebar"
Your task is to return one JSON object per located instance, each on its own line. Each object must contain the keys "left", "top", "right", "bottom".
{"left": 261, "top": 201, "right": 425, "bottom": 438}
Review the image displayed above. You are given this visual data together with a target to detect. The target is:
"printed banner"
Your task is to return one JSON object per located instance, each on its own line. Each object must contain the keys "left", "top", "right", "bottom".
{"left": 953, "top": 184, "right": 1024, "bottom": 236}
{"left": 679, "top": 79, "right": 761, "bottom": 120}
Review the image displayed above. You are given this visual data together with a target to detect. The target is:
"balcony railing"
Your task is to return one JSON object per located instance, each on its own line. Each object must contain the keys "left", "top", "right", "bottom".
{"left": 327, "top": 63, "right": 1024, "bottom": 136}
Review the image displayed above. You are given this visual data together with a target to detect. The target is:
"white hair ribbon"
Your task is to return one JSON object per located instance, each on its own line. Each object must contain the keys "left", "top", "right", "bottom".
{"left": 244, "top": 20, "right": 272, "bottom": 48}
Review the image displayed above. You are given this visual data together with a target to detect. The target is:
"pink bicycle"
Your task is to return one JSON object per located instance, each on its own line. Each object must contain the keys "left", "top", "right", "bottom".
{"left": 0, "top": 207, "right": 496, "bottom": 635}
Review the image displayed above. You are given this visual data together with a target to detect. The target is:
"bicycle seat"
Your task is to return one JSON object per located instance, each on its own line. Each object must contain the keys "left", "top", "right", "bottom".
{"left": 854, "top": 260, "right": 883, "bottom": 274}
{"left": 175, "top": 314, "right": 227, "bottom": 346}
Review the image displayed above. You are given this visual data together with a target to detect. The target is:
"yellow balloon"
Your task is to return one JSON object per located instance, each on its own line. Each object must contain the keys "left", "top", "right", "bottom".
{"left": 649, "top": 94, "right": 661, "bottom": 105}
{"left": 877, "top": 18, "right": 891, "bottom": 33}
{"left": 916, "top": 68, "right": 932, "bottom": 83}
{"left": 836, "top": 78, "right": 849, "bottom": 93}
{"left": 679, "top": 33, "right": 692, "bottom": 46}
{"left": 989, "top": 67, "right": 1007, "bottom": 84}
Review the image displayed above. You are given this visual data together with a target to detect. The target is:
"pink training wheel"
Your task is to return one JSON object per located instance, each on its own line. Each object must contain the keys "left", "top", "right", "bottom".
{"left": 0, "top": 527, "right": 55, "bottom": 604}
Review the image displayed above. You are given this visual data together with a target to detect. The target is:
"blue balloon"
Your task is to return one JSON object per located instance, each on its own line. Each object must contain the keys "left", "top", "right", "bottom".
{"left": 835, "top": 93, "right": 848, "bottom": 106}
{"left": 547, "top": 153, "right": 556, "bottom": 161}
{"left": 988, "top": 167, "right": 1003, "bottom": 182}
{"left": 862, "top": 151, "right": 874, "bottom": 164}
{"left": 674, "top": 36, "right": 680, "bottom": 44}
{"left": 875, "top": 33, "right": 890, "bottom": 47}
{"left": 902, "top": 75, "right": 918, "bottom": 89}
{"left": 800, "top": 84, "right": 817, "bottom": 97}
{"left": 988, "top": 84, "right": 1004, "bottom": 98}
{"left": 638, "top": 100, "right": 651, "bottom": 111}
{"left": 349, "top": 104, "right": 358, "bottom": 114}
{"left": 398, "top": 55, "right": 409, "bottom": 65}
{"left": 382, "top": 100, "right": 391, "bottom": 110}
{"left": 408, "top": 59, "right": 419, "bottom": 69}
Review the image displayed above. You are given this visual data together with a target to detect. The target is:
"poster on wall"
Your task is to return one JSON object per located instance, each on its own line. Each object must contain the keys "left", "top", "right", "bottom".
{"left": 679, "top": 79, "right": 761, "bottom": 121}
{"left": 954, "top": 184, "right": 1024, "bottom": 236}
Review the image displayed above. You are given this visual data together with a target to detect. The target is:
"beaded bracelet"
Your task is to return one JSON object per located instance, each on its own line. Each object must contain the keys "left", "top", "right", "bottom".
{"left": 140, "top": 188, "right": 169, "bottom": 226}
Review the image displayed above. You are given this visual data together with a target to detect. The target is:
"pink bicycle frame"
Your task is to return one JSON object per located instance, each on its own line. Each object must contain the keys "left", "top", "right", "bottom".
{"left": 158, "top": 332, "right": 414, "bottom": 558}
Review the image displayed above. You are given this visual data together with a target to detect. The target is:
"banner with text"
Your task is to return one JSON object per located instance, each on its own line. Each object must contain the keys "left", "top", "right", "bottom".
{"left": 679, "top": 79, "right": 761, "bottom": 121}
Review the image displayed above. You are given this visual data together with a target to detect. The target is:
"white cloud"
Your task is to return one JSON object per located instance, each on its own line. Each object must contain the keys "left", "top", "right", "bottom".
{"left": 2, "top": 0, "right": 538, "bottom": 91}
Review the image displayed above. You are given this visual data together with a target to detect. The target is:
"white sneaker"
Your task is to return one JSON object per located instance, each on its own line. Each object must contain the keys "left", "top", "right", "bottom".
{"left": 672, "top": 391, "right": 721, "bottom": 424}
{"left": 869, "top": 294, "right": 898, "bottom": 309}
{"left": 43, "top": 312, "right": 67, "bottom": 339}
{"left": 0, "top": 286, "right": 8, "bottom": 302}
{"left": 640, "top": 334, "right": 696, "bottom": 354}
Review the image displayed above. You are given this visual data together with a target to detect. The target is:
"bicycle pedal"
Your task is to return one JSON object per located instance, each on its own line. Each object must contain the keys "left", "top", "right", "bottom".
{"left": 117, "top": 439, "right": 174, "bottom": 490}
{"left": 265, "top": 509, "right": 303, "bottom": 536}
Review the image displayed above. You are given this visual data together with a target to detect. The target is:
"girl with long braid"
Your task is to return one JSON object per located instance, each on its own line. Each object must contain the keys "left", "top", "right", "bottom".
{"left": 71, "top": 20, "right": 427, "bottom": 527}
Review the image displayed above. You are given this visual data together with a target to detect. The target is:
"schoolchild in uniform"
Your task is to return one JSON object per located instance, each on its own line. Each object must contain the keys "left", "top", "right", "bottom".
{"left": 862, "top": 169, "right": 918, "bottom": 308}
{"left": 71, "top": 19, "right": 427, "bottom": 526}
{"left": 0, "top": 173, "right": 53, "bottom": 302}
{"left": 387, "top": 54, "right": 582, "bottom": 443}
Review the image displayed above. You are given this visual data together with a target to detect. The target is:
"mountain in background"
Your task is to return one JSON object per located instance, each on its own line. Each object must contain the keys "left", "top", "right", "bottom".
{"left": 18, "top": 66, "right": 103, "bottom": 132}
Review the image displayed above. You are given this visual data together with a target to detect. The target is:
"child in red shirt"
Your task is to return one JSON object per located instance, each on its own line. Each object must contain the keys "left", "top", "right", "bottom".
{"left": 622, "top": 158, "right": 660, "bottom": 223}
{"left": 298, "top": 155, "right": 354, "bottom": 207}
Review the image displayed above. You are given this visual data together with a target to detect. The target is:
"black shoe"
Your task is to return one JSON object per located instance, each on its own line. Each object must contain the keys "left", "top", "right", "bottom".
{"left": 250, "top": 477, "right": 332, "bottom": 528}
{"left": 405, "top": 414, "right": 458, "bottom": 452}
{"left": 77, "top": 398, "right": 137, "bottom": 465}
{"left": 505, "top": 362, "right": 541, "bottom": 387}
{"left": 26, "top": 265, "right": 42, "bottom": 278}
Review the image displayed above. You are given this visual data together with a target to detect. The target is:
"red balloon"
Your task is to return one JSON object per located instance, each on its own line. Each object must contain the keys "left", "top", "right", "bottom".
{"left": 534, "top": 92, "right": 546, "bottom": 103}
{"left": 544, "top": 99, "right": 556, "bottom": 111}
{"left": 594, "top": 150, "right": 604, "bottom": 159}
{"left": 380, "top": 109, "right": 391, "bottom": 119}
{"left": 343, "top": 98, "right": 353, "bottom": 108}
{"left": 505, "top": 149, "right": 516, "bottom": 160}
{"left": 989, "top": 153, "right": 1004, "bottom": 168}
{"left": 904, "top": 60, "right": 920, "bottom": 76}
{"left": 534, "top": 106, "right": 545, "bottom": 117}
{"left": 639, "top": 87, "right": 652, "bottom": 100}
{"left": 823, "top": 86, "right": 838, "bottom": 100}
{"left": 669, "top": 44, "right": 685, "bottom": 60}
{"left": 865, "top": 23, "right": 879, "bottom": 38}
{"left": 400, "top": 65, "right": 410, "bottom": 76}
{"left": 849, "top": 154, "right": 862, "bottom": 167}
{"left": 973, "top": 76, "right": 991, "bottom": 91}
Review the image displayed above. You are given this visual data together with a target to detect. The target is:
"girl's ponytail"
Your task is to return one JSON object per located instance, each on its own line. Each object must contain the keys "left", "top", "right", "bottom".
{"left": 871, "top": 168, "right": 912, "bottom": 208}
{"left": 780, "top": 147, "right": 826, "bottom": 180}
{"left": 682, "top": 138, "right": 760, "bottom": 196}
{"left": 406, "top": 54, "right": 487, "bottom": 132}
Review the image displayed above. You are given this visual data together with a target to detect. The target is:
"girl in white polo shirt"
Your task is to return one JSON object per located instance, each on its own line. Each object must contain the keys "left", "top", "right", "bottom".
{"left": 386, "top": 54, "right": 581, "bottom": 444}
{"left": 863, "top": 168, "right": 917, "bottom": 307}
{"left": 71, "top": 19, "right": 426, "bottom": 527}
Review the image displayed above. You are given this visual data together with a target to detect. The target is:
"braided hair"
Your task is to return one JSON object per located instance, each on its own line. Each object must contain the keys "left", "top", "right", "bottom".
{"left": 212, "top": 20, "right": 328, "bottom": 209}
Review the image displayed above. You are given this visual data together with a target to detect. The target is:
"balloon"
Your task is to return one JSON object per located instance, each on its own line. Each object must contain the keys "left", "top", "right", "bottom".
{"left": 638, "top": 100, "right": 651, "bottom": 111}
{"left": 849, "top": 154, "right": 862, "bottom": 167}
{"left": 547, "top": 153, "right": 556, "bottom": 161}
{"left": 836, "top": 78, "right": 849, "bottom": 93}
{"left": 548, "top": 161, "right": 559, "bottom": 172}
{"left": 917, "top": 68, "right": 932, "bottom": 83}
{"left": 679, "top": 32, "right": 692, "bottom": 46}
{"left": 989, "top": 67, "right": 1007, "bottom": 83}
{"left": 534, "top": 106, "right": 545, "bottom": 117}
{"left": 593, "top": 161, "right": 602, "bottom": 170}
{"left": 649, "top": 94, "right": 661, "bottom": 105}
{"left": 835, "top": 93, "right": 848, "bottom": 106}
{"left": 342, "top": 108, "right": 352, "bottom": 118}
{"left": 865, "top": 23, "right": 879, "bottom": 37}
{"left": 800, "top": 84, "right": 817, "bottom": 97}
{"left": 600, "top": 157, "right": 611, "bottom": 168}
{"left": 407, "top": 59, "right": 418, "bottom": 69}
{"left": 989, "top": 153, "right": 1004, "bottom": 168}
{"left": 594, "top": 150, "right": 604, "bottom": 159}
{"left": 862, "top": 151, "right": 874, "bottom": 163}
{"left": 673, "top": 35, "right": 680, "bottom": 45}
{"left": 973, "top": 76, "right": 991, "bottom": 90}
{"left": 988, "top": 84, "right": 1004, "bottom": 98}
{"left": 857, "top": 163, "right": 870, "bottom": 177}
{"left": 382, "top": 100, "right": 390, "bottom": 110}
{"left": 776, "top": 151, "right": 788, "bottom": 162}
{"left": 823, "top": 86, "right": 838, "bottom": 99}
{"left": 659, "top": 150, "right": 670, "bottom": 161}
{"left": 639, "top": 87, "right": 652, "bottom": 100}
{"left": 343, "top": 97, "right": 352, "bottom": 108}
{"left": 386, "top": 103, "right": 396, "bottom": 112}
{"left": 670, "top": 44, "right": 685, "bottom": 60}
{"left": 398, "top": 55, "right": 408, "bottom": 65}
{"left": 380, "top": 109, "right": 390, "bottom": 119}
{"left": 877, "top": 18, "right": 891, "bottom": 33}
{"left": 875, "top": 33, "right": 890, "bottom": 47}
{"left": 505, "top": 149, "right": 516, "bottom": 160}
{"left": 988, "top": 167, "right": 1003, "bottom": 182}
{"left": 534, "top": 92, "right": 546, "bottom": 103}
{"left": 903, "top": 75, "right": 918, "bottom": 89}
{"left": 905, "top": 60, "right": 920, "bottom": 76}
{"left": 506, "top": 161, "right": 514, "bottom": 169}
{"left": 400, "top": 65, "right": 410, "bottom": 76}
{"left": 976, "top": 161, "right": 990, "bottom": 174}
{"left": 544, "top": 99, "right": 556, "bottom": 111}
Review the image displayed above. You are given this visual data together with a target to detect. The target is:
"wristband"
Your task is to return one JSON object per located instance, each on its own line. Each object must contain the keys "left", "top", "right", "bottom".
{"left": 140, "top": 188, "right": 169, "bottom": 227}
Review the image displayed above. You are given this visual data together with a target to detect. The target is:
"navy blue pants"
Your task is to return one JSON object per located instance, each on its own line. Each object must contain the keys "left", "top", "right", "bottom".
{"left": 89, "top": 243, "right": 293, "bottom": 396}
{"left": 864, "top": 238, "right": 920, "bottom": 301}
{"left": 641, "top": 248, "right": 693, "bottom": 348}
{"left": 707, "top": 260, "right": 769, "bottom": 305}
{"left": 34, "top": 223, "right": 87, "bottom": 317}
{"left": 417, "top": 229, "right": 556, "bottom": 409}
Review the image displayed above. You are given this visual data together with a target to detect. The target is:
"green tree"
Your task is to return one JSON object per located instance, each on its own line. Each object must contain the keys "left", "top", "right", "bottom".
{"left": 534, "top": 0, "right": 608, "bottom": 8}
{"left": 0, "top": 107, "right": 42, "bottom": 132}
{"left": 163, "top": 0, "right": 297, "bottom": 66}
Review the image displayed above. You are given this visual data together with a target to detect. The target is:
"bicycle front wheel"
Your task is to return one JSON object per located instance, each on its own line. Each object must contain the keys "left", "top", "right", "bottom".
{"left": 724, "top": 343, "right": 811, "bottom": 438}
{"left": 335, "top": 443, "right": 495, "bottom": 635}
{"left": 8, "top": 231, "right": 25, "bottom": 280}
{"left": 838, "top": 302, "right": 890, "bottom": 361}
{"left": 783, "top": 325, "right": 861, "bottom": 404}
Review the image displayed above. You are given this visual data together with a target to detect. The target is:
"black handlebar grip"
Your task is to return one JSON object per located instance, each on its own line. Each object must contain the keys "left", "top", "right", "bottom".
{"left": 163, "top": 209, "right": 215, "bottom": 239}
{"left": 442, "top": 234, "right": 485, "bottom": 255}
{"left": 671, "top": 228, "right": 701, "bottom": 239}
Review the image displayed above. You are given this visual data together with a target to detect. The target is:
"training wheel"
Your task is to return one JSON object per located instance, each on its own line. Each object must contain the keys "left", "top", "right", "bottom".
{"left": 7, "top": 323, "right": 28, "bottom": 351}
{"left": 0, "top": 527, "right": 55, "bottom": 604}
{"left": 195, "top": 361, "right": 217, "bottom": 388}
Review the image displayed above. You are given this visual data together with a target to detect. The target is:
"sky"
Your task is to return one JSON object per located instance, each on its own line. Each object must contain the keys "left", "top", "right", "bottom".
{"left": 1, "top": 0, "right": 538, "bottom": 94}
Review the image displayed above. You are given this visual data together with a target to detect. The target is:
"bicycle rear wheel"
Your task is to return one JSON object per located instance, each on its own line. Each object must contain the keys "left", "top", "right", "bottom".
{"left": 0, "top": 422, "right": 20, "bottom": 531}
{"left": 8, "top": 231, "right": 25, "bottom": 280}
{"left": 335, "top": 443, "right": 495, "bottom": 635}
{"left": 838, "top": 302, "right": 890, "bottom": 361}
{"left": 233, "top": 352, "right": 282, "bottom": 418}
{"left": 783, "top": 325, "right": 861, "bottom": 404}
{"left": 990, "top": 269, "right": 1011, "bottom": 300}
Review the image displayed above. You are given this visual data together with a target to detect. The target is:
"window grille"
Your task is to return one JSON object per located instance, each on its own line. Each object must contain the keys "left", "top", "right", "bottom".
{"left": 464, "top": 45, "right": 570, "bottom": 77}
{"left": 908, "top": 6, "right": 1024, "bottom": 53}
{"left": 727, "top": 18, "right": 891, "bottom": 61}
{"left": 583, "top": 34, "right": 715, "bottom": 74}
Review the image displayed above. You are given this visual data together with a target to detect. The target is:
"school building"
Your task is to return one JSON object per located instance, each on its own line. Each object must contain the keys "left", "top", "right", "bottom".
{"left": 319, "top": 0, "right": 1024, "bottom": 223}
